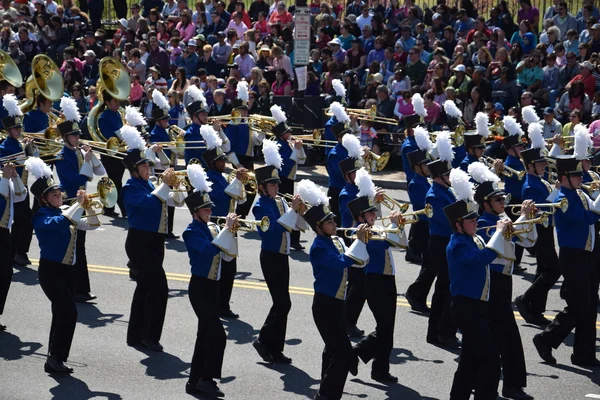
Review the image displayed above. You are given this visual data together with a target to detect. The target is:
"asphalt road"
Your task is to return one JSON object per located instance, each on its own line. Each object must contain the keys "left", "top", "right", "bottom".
{"left": 0, "top": 175, "right": 599, "bottom": 400}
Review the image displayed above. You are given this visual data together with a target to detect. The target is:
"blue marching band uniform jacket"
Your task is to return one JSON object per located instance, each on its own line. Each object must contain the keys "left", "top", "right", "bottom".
{"left": 426, "top": 182, "right": 457, "bottom": 237}
{"left": 459, "top": 153, "right": 478, "bottom": 173}
{"left": 183, "top": 218, "right": 235, "bottom": 280}
{"left": 55, "top": 146, "right": 105, "bottom": 199}
{"left": 277, "top": 138, "right": 306, "bottom": 181}
{"left": 324, "top": 116, "right": 337, "bottom": 156}
{"left": 206, "top": 168, "right": 246, "bottom": 217}
{"left": 149, "top": 124, "right": 173, "bottom": 164}
{"left": 554, "top": 186, "right": 600, "bottom": 252}
{"left": 226, "top": 123, "right": 255, "bottom": 158}
{"left": 252, "top": 195, "right": 298, "bottom": 255}
{"left": 401, "top": 135, "right": 418, "bottom": 183}
{"left": 522, "top": 173, "right": 558, "bottom": 225}
{"left": 504, "top": 155, "right": 525, "bottom": 201}
{"left": 364, "top": 235, "right": 396, "bottom": 276}
{"left": 339, "top": 182, "right": 358, "bottom": 228}
{"left": 184, "top": 122, "right": 206, "bottom": 166}
{"left": 122, "top": 177, "right": 186, "bottom": 234}
{"left": 33, "top": 203, "right": 100, "bottom": 265}
{"left": 0, "top": 173, "right": 27, "bottom": 229}
{"left": 326, "top": 143, "right": 349, "bottom": 190}
{"left": 23, "top": 109, "right": 49, "bottom": 133}
{"left": 310, "top": 234, "right": 357, "bottom": 299}
{"left": 452, "top": 144, "right": 466, "bottom": 169}
{"left": 407, "top": 174, "right": 431, "bottom": 222}
{"left": 0, "top": 98, "right": 7, "bottom": 130}
{"left": 97, "top": 108, "right": 123, "bottom": 140}
{"left": 0, "top": 136, "right": 26, "bottom": 181}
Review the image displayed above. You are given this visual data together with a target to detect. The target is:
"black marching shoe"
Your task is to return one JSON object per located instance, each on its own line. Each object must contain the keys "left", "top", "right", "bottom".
{"left": 252, "top": 339, "right": 273, "bottom": 362}
{"left": 437, "top": 334, "right": 461, "bottom": 349}
{"left": 291, "top": 243, "right": 305, "bottom": 251}
{"left": 349, "top": 354, "right": 359, "bottom": 376}
{"left": 571, "top": 354, "right": 600, "bottom": 368}
{"left": 405, "top": 291, "right": 430, "bottom": 313}
{"left": 103, "top": 209, "right": 120, "bottom": 218}
{"left": 166, "top": 232, "right": 180, "bottom": 240}
{"left": 513, "top": 263, "right": 527, "bottom": 274}
{"left": 502, "top": 386, "right": 534, "bottom": 400}
{"left": 0, "top": 323, "right": 6, "bottom": 331}
{"left": 44, "top": 355, "right": 74, "bottom": 374}
{"left": 347, "top": 325, "right": 364, "bottom": 338}
{"left": 271, "top": 351, "right": 292, "bottom": 364}
{"left": 219, "top": 309, "right": 239, "bottom": 319}
{"left": 371, "top": 371, "right": 399, "bottom": 383}
{"left": 141, "top": 340, "right": 163, "bottom": 352}
{"left": 532, "top": 334, "right": 556, "bottom": 364}
{"left": 13, "top": 254, "right": 30, "bottom": 266}
{"left": 514, "top": 295, "right": 533, "bottom": 323}
{"left": 196, "top": 380, "right": 225, "bottom": 398}
{"left": 74, "top": 293, "right": 97, "bottom": 303}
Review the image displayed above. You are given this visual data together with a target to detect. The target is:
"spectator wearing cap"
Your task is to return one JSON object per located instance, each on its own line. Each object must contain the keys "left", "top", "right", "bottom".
{"left": 206, "top": 12, "right": 228, "bottom": 44}
{"left": 268, "top": 2, "right": 292, "bottom": 29}
{"left": 227, "top": 11, "right": 248, "bottom": 39}
{"left": 328, "top": 37, "right": 346, "bottom": 64}
{"left": 146, "top": 66, "right": 168, "bottom": 94}
{"left": 147, "top": 36, "right": 171, "bottom": 80}
{"left": 566, "top": 61, "right": 596, "bottom": 98}
{"left": 82, "top": 49, "right": 99, "bottom": 86}
{"left": 175, "top": 39, "right": 200, "bottom": 79}
{"left": 405, "top": 46, "right": 427, "bottom": 90}
{"left": 541, "top": 107, "right": 562, "bottom": 138}
{"left": 466, "top": 16, "right": 492, "bottom": 43}
{"left": 448, "top": 64, "right": 472, "bottom": 101}
{"left": 84, "top": 31, "right": 103, "bottom": 59}
{"left": 211, "top": 32, "right": 232, "bottom": 75}
{"left": 551, "top": 1, "right": 577, "bottom": 40}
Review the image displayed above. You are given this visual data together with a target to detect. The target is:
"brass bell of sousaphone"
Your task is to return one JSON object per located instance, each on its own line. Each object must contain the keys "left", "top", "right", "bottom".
{"left": 20, "top": 55, "right": 64, "bottom": 114}
{"left": 0, "top": 49, "right": 23, "bottom": 88}
{"left": 87, "top": 57, "right": 131, "bottom": 142}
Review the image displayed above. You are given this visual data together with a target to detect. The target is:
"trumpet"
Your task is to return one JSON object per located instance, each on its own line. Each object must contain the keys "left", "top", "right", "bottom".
{"left": 482, "top": 156, "right": 525, "bottom": 180}
{"left": 479, "top": 213, "right": 550, "bottom": 236}
{"left": 216, "top": 216, "right": 270, "bottom": 233}
{"left": 378, "top": 204, "right": 434, "bottom": 226}
{"left": 337, "top": 226, "right": 387, "bottom": 243}
{"left": 582, "top": 181, "right": 600, "bottom": 192}
{"left": 378, "top": 193, "right": 410, "bottom": 212}
{"left": 509, "top": 198, "right": 568, "bottom": 215}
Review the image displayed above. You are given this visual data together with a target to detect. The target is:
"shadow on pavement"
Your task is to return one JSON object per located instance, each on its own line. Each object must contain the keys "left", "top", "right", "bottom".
{"left": 0, "top": 331, "right": 44, "bottom": 361}
{"left": 350, "top": 378, "right": 438, "bottom": 399}
{"left": 76, "top": 304, "right": 126, "bottom": 329}
{"left": 167, "top": 288, "right": 189, "bottom": 299}
{"left": 390, "top": 348, "right": 444, "bottom": 366}
{"left": 285, "top": 338, "right": 302, "bottom": 346}
{"left": 165, "top": 239, "right": 188, "bottom": 253}
{"left": 264, "top": 362, "right": 319, "bottom": 399}
{"left": 49, "top": 375, "right": 123, "bottom": 399}
{"left": 11, "top": 265, "right": 38, "bottom": 286}
{"left": 222, "top": 318, "right": 260, "bottom": 345}
{"left": 139, "top": 351, "right": 191, "bottom": 380}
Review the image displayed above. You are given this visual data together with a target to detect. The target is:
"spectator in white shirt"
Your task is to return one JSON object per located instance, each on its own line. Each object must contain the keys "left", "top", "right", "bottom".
{"left": 227, "top": 11, "right": 248, "bottom": 39}
{"left": 234, "top": 42, "right": 256, "bottom": 79}
{"left": 356, "top": 5, "right": 372, "bottom": 30}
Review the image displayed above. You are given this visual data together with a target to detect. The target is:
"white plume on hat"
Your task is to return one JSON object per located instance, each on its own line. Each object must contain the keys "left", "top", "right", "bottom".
{"left": 449, "top": 168, "right": 475, "bottom": 202}
{"left": 152, "top": 90, "right": 170, "bottom": 111}
{"left": 355, "top": 167, "right": 377, "bottom": 199}
{"left": 125, "top": 105, "right": 147, "bottom": 126}
{"left": 574, "top": 124, "right": 593, "bottom": 161}
{"left": 3, "top": 94, "right": 22, "bottom": 117}
{"left": 468, "top": 161, "right": 500, "bottom": 183}
{"left": 330, "top": 101, "right": 350, "bottom": 123}
{"left": 187, "top": 85, "right": 206, "bottom": 104}
{"left": 521, "top": 105, "right": 540, "bottom": 124}
{"left": 262, "top": 140, "right": 282, "bottom": 170}
{"left": 503, "top": 116, "right": 523, "bottom": 136}
{"left": 297, "top": 179, "right": 329, "bottom": 207}
{"left": 24, "top": 157, "right": 52, "bottom": 180}
{"left": 411, "top": 93, "right": 428, "bottom": 117}
{"left": 342, "top": 134, "right": 363, "bottom": 159}
{"left": 270, "top": 104, "right": 287, "bottom": 124}
{"left": 443, "top": 100, "right": 462, "bottom": 118}
{"left": 528, "top": 123, "right": 545, "bottom": 150}
{"left": 120, "top": 125, "right": 147, "bottom": 151}
{"left": 414, "top": 126, "right": 433, "bottom": 152}
{"left": 475, "top": 112, "right": 490, "bottom": 138}
{"left": 60, "top": 97, "right": 81, "bottom": 123}
{"left": 237, "top": 81, "right": 249, "bottom": 102}
{"left": 435, "top": 131, "right": 454, "bottom": 163}
{"left": 187, "top": 163, "right": 213, "bottom": 193}
{"left": 332, "top": 79, "right": 346, "bottom": 98}
{"left": 200, "top": 125, "right": 223, "bottom": 150}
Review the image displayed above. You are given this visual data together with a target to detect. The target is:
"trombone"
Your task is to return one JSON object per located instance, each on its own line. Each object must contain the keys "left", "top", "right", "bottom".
{"left": 325, "top": 105, "right": 398, "bottom": 125}
{"left": 378, "top": 204, "right": 433, "bottom": 226}
{"left": 215, "top": 216, "right": 269, "bottom": 233}
{"left": 482, "top": 156, "right": 525, "bottom": 180}
{"left": 509, "top": 198, "right": 568, "bottom": 215}
{"left": 79, "top": 137, "right": 128, "bottom": 159}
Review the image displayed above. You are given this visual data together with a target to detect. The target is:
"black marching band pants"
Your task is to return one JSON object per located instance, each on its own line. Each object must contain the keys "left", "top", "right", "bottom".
{"left": 279, "top": 176, "right": 300, "bottom": 246}
{"left": 11, "top": 194, "right": 32, "bottom": 259}
{"left": 0, "top": 228, "right": 13, "bottom": 317}
{"left": 354, "top": 274, "right": 397, "bottom": 374}
{"left": 188, "top": 274, "right": 226, "bottom": 384}
{"left": 450, "top": 296, "right": 501, "bottom": 400}
{"left": 125, "top": 228, "right": 168, "bottom": 344}
{"left": 313, "top": 292, "right": 356, "bottom": 400}
{"left": 258, "top": 249, "right": 291, "bottom": 354}
{"left": 505, "top": 197, "right": 525, "bottom": 265}
{"left": 73, "top": 230, "right": 92, "bottom": 295}
{"left": 101, "top": 155, "right": 126, "bottom": 217}
{"left": 538, "top": 247, "right": 598, "bottom": 359}
{"left": 219, "top": 258, "right": 236, "bottom": 313}
{"left": 38, "top": 258, "right": 78, "bottom": 362}
{"left": 520, "top": 225, "right": 560, "bottom": 315}
{"left": 406, "top": 220, "right": 435, "bottom": 304}
{"left": 488, "top": 271, "right": 527, "bottom": 390}
{"left": 345, "top": 266, "right": 366, "bottom": 329}
{"left": 427, "top": 235, "right": 456, "bottom": 341}
{"left": 234, "top": 154, "right": 255, "bottom": 219}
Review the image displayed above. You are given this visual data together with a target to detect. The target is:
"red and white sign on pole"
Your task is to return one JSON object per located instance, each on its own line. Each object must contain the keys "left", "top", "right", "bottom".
{"left": 294, "top": 7, "right": 311, "bottom": 66}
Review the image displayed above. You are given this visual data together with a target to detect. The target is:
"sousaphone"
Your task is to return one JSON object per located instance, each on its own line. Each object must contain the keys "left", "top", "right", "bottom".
{"left": 0, "top": 49, "right": 23, "bottom": 88}
{"left": 20, "top": 54, "right": 64, "bottom": 114}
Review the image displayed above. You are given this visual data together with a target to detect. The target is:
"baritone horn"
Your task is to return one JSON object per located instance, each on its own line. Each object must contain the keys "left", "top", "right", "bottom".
{"left": 216, "top": 216, "right": 270, "bottom": 232}
{"left": 377, "top": 193, "right": 410, "bottom": 212}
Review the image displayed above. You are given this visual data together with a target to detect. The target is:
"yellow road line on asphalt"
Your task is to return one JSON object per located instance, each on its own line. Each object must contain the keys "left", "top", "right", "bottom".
{"left": 29, "top": 261, "right": 600, "bottom": 328}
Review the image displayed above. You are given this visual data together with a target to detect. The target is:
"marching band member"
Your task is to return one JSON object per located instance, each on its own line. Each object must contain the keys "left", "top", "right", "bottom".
{"left": 26, "top": 157, "right": 100, "bottom": 373}
{"left": 0, "top": 162, "right": 27, "bottom": 331}
{"left": 97, "top": 91, "right": 126, "bottom": 218}
{"left": 350, "top": 168, "right": 405, "bottom": 383}
{"left": 443, "top": 167, "right": 509, "bottom": 400}
{"left": 300, "top": 179, "right": 369, "bottom": 400}
{"left": 323, "top": 80, "right": 348, "bottom": 156}
{"left": 201, "top": 124, "right": 247, "bottom": 319}
{"left": 0, "top": 94, "right": 33, "bottom": 266}
{"left": 425, "top": 132, "right": 459, "bottom": 348}
{"left": 150, "top": 90, "right": 178, "bottom": 239}
{"left": 23, "top": 95, "right": 52, "bottom": 133}
{"left": 459, "top": 112, "right": 503, "bottom": 174}
{"left": 405, "top": 128, "right": 434, "bottom": 313}
{"left": 399, "top": 113, "right": 421, "bottom": 185}
{"left": 54, "top": 97, "right": 106, "bottom": 303}
{"left": 471, "top": 162, "right": 535, "bottom": 400}
{"left": 515, "top": 127, "right": 560, "bottom": 326}
{"left": 182, "top": 162, "right": 237, "bottom": 398}
{"left": 533, "top": 155, "right": 600, "bottom": 367}
{"left": 251, "top": 140, "right": 301, "bottom": 364}
{"left": 226, "top": 81, "right": 259, "bottom": 220}
{"left": 121, "top": 124, "right": 186, "bottom": 352}
{"left": 271, "top": 104, "right": 306, "bottom": 251}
